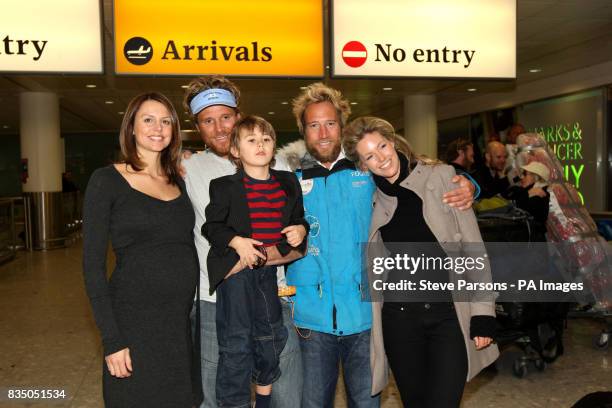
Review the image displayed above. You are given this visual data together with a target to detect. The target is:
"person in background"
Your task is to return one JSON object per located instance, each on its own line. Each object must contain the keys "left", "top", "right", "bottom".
{"left": 62, "top": 171, "right": 79, "bottom": 192}
{"left": 343, "top": 116, "right": 498, "bottom": 408}
{"left": 504, "top": 123, "right": 527, "bottom": 186}
{"left": 503, "top": 161, "right": 550, "bottom": 240}
{"left": 505, "top": 123, "right": 526, "bottom": 145}
{"left": 82, "top": 92, "right": 201, "bottom": 407}
{"left": 445, "top": 139, "right": 475, "bottom": 174}
{"left": 474, "top": 141, "right": 510, "bottom": 198}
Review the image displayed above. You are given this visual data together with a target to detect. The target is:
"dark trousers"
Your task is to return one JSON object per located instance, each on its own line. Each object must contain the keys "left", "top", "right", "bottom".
{"left": 298, "top": 329, "right": 379, "bottom": 408}
{"left": 382, "top": 302, "right": 468, "bottom": 408}
{"left": 215, "top": 267, "right": 288, "bottom": 407}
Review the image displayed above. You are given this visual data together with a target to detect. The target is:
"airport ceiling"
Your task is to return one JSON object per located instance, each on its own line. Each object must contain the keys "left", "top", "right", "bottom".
{"left": 0, "top": 0, "right": 611, "bottom": 135}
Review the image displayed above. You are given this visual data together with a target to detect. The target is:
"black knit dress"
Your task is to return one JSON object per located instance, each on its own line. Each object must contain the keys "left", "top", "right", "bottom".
{"left": 82, "top": 165, "right": 201, "bottom": 408}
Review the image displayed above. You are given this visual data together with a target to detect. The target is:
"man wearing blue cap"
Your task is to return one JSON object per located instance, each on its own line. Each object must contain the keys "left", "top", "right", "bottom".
{"left": 182, "top": 75, "right": 302, "bottom": 408}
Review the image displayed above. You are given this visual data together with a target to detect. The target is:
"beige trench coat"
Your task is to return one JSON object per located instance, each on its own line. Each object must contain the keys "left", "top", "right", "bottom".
{"left": 369, "top": 162, "right": 499, "bottom": 396}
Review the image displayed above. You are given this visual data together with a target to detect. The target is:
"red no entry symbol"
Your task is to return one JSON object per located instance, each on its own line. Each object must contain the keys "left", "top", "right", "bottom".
{"left": 342, "top": 41, "right": 367, "bottom": 68}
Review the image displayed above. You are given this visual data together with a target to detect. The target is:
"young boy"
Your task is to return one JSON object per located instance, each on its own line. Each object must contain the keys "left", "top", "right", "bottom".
{"left": 202, "top": 115, "right": 308, "bottom": 408}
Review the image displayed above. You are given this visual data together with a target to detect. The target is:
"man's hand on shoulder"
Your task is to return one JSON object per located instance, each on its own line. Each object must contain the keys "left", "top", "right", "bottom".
{"left": 443, "top": 174, "right": 475, "bottom": 211}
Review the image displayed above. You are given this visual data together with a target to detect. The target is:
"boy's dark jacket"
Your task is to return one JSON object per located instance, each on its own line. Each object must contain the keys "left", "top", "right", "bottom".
{"left": 202, "top": 168, "right": 309, "bottom": 294}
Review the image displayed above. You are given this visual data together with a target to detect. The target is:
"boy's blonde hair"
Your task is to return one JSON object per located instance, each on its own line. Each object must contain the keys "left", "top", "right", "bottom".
{"left": 230, "top": 115, "right": 277, "bottom": 169}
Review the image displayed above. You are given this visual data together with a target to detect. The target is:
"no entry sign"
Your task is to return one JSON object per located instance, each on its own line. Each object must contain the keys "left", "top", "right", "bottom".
{"left": 332, "top": 0, "right": 516, "bottom": 78}
{"left": 341, "top": 41, "right": 367, "bottom": 68}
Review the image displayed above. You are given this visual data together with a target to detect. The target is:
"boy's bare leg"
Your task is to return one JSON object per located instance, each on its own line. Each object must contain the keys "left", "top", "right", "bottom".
{"left": 256, "top": 385, "right": 272, "bottom": 395}
{"left": 255, "top": 385, "right": 272, "bottom": 407}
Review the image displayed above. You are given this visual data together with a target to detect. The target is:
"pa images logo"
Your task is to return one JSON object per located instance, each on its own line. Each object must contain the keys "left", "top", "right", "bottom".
{"left": 124, "top": 37, "right": 153, "bottom": 65}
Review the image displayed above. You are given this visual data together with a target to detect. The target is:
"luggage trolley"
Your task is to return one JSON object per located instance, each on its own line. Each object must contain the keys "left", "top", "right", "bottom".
{"left": 477, "top": 206, "right": 567, "bottom": 378}
{"left": 514, "top": 135, "right": 612, "bottom": 355}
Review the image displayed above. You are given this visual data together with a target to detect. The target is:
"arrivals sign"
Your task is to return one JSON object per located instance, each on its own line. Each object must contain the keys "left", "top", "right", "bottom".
{"left": 0, "top": 0, "right": 102, "bottom": 73}
{"left": 332, "top": 0, "right": 516, "bottom": 78}
{"left": 114, "top": 0, "right": 324, "bottom": 77}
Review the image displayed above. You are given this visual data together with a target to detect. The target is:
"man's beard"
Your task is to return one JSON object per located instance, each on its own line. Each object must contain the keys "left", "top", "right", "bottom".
{"left": 207, "top": 135, "right": 231, "bottom": 157}
{"left": 306, "top": 139, "right": 342, "bottom": 164}
{"left": 210, "top": 143, "right": 230, "bottom": 157}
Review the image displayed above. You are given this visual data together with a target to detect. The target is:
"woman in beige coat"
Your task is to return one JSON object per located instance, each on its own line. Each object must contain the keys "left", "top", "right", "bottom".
{"left": 343, "top": 117, "right": 499, "bottom": 408}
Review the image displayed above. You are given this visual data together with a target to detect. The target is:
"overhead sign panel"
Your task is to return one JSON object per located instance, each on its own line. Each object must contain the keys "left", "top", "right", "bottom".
{"left": 114, "top": 0, "right": 324, "bottom": 77}
{"left": 332, "top": 0, "right": 516, "bottom": 78}
{"left": 0, "top": 0, "right": 103, "bottom": 73}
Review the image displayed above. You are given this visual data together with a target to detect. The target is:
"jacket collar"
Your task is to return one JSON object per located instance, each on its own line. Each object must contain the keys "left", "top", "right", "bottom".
{"left": 228, "top": 167, "right": 282, "bottom": 182}
{"left": 299, "top": 151, "right": 356, "bottom": 180}
{"left": 399, "top": 161, "right": 429, "bottom": 199}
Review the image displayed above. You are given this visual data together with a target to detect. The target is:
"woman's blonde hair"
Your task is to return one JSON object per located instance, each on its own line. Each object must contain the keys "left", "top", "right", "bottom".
{"left": 342, "top": 116, "right": 440, "bottom": 166}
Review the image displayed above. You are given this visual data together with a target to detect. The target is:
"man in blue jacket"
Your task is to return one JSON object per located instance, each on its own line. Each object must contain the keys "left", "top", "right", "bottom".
{"left": 287, "top": 83, "right": 476, "bottom": 407}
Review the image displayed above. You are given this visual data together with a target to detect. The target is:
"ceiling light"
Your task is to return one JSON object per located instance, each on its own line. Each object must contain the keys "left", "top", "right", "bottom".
{"left": 268, "top": 111, "right": 275, "bottom": 115}
{"left": 281, "top": 101, "right": 288, "bottom": 105}
{"left": 529, "top": 68, "right": 542, "bottom": 73}
{"left": 383, "top": 87, "right": 393, "bottom": 91}
{"left": 350, "top": 102, "right": 358, "bottom": 105}
{"left": 85, "top": 84, "right": 96, "bottom": 88}
{"left": 467, "top": 88, "right": 477, "bottom": 92}
{"left": 118, "top": 111, "right": 124, "bottom": 115}
{"left": 2, "top": 125, "right": 9, "bottom": 129}
{"left": 181, "top": 85, "right": 189, "bottom": 88}
{"left": 184, "top": 119, "right": 190, "bottom": 122}
{"left": 300, "top": 86, "right": 307, "bottom": 90}
{"left": 105, "top": 100, "right": 114, "bottom": 104}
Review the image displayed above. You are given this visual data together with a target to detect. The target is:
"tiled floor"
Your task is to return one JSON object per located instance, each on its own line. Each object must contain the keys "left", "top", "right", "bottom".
{"left": 0, "top": 243, "right": 609, "bottom": 407}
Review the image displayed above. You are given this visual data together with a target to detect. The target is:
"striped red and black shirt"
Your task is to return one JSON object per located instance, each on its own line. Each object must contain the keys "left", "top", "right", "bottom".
{"left": 244, "top": 174, "right": 287, "bottom": 246}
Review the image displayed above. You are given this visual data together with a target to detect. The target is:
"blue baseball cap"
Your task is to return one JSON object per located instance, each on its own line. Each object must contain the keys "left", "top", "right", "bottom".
{"left": 189, "top": 88, "right": 238, "bottom": 116}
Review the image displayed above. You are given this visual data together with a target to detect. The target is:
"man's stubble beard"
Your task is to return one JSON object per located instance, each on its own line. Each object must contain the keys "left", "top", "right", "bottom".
{"left": 211, "top": 143, "right": 230, "bottom": 158}
{"left": 205, "top": 135, "right": 231, "bottom": 158}
{"left": 305, "top": 139, "right": 342, "bottom": 165}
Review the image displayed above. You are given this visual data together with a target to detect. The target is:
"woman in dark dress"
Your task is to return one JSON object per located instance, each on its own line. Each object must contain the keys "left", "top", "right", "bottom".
{"left": 83, "top": 92, "right": 202, "bottom": 407}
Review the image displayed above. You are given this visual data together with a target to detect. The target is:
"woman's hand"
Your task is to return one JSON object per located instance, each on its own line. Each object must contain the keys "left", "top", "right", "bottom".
{"left": 105, "top": 348, "right": 132, "bottom": 378}
{"left": 228, "top": 236, "right": 266, "bottom": 269}
{"left": 473, "top": 336, "right": 493, "bottom": 350}
{"left": 443, "top": 175, "right": 475, "bottom": 210}
{"left": 282, "top": 225, "right": 307, "bottom": 248}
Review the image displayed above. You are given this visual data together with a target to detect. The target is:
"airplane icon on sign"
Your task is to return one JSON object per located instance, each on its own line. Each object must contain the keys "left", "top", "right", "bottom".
{"left": 127, "top": 46, "right": 151, "bottom": 59}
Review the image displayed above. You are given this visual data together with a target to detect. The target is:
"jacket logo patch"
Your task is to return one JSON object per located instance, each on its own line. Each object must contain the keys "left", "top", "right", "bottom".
{"left": 300, "top": 178, "right": 314, "bottom": 195}
{"left": 305, "top": 215, "right": 320, "bottom": 237}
